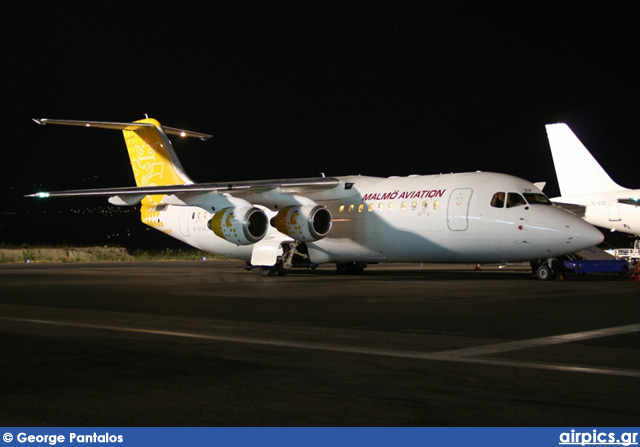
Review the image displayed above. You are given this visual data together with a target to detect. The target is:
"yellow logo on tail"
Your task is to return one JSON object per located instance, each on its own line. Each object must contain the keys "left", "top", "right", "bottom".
{"left": 122, "top": 118, "right": 190, "bottom": 205}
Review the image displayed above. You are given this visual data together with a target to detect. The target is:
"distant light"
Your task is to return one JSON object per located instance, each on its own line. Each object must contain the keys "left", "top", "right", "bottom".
{"left": 180, "top": 131, "right": 187, "bottom": 137}
{"left": 35, "top": 192, "right": 50, "bottom": 198}
{"left": 85, "top": 123, "right": 91, "bottom": 127}
{"left": 202, "top": 257, "right": 207, "bottom": 261}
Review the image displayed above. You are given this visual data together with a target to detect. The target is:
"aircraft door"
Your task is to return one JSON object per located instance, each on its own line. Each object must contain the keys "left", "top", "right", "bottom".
{"left": 608, "top": 201, "right": 621, "bottom": 222}
{"left": 180, "top": 206, "right": 191, "bottom": 236}
{"left": 447, "top": 188, "right": 473, "bottom": 231}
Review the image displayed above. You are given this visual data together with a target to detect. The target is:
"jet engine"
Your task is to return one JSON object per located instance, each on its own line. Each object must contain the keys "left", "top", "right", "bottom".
{"left": 273, "top": 205, "right": 332, "bottom": 241}
{"left": 208, "top": 207, "right": 268, "bottom": 245}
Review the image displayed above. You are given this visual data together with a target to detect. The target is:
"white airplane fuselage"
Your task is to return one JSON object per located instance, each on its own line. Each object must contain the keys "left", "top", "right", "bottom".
{"left": 553, "top": 191, "right": 640, "bottom": 235}
{"left": 148, "top": 172, "right": 602, "bottom": 265}
{"left": 29, "top": 118, "right": 604, "bottom": 271}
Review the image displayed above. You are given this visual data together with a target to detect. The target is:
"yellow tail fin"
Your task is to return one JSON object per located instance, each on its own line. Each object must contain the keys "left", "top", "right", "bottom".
{"left": 32, "top": 117, "right": 211, "bottom": 207}
{"left": 123, "top": 119, "right": 190, "bottom": 187}
{"left": 122, "top": 118, "right": 194, "bottom": 205}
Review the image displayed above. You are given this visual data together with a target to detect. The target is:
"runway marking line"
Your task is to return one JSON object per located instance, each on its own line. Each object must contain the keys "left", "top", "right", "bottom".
{"left": 2, "top": 317, "right": 639, "bottom": 378}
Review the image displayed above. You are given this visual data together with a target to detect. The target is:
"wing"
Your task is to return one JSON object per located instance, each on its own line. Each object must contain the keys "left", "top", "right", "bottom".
{"left": 28, "top": 117, "right": 345, "bottom": 210}
{"left": 552, "top": 202, "right": 587, "bottom": 218}
{"left": 618, "top": 198, "right": 640, "bottom": 207}
{"left": 26, "top": 177, "right": 343, "bottom": 208}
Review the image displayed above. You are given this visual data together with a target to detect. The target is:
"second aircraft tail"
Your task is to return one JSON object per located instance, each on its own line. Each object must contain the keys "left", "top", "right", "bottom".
{"left": 545, "top": 123, "right": 623, "bottom": 196}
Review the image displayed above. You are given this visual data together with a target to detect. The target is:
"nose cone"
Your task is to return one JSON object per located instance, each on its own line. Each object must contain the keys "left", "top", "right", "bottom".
{"left": 564, "top": 215, "right": 605, "bottom": 250}
{"left": 539, "top": 207, "right": 604, "bottom": 256}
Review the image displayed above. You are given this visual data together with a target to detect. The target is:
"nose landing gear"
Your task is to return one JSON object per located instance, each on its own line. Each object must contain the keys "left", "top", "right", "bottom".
{"left": 535, "top": 262, "right": 555, "bottom": 281}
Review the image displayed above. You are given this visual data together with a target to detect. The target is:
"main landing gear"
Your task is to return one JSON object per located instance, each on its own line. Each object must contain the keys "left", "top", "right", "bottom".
{"left": 248, "top": 241, "right": 317, "bottom": 277}
{"left": 247, "top": 242, "right": 369, "bottom": 276}
{"left": 335, "top": 262, "right": 367, "bottom": 275}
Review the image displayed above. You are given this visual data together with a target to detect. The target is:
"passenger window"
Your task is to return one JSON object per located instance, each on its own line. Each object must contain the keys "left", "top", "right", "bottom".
{"left": 368, "top": 203, "right": 374, "bottom": 212}
{"left": 401, "top": 202, "right": 407, "bottom": 211}
{"left": 339, "top": 205, "right": 345, "bottom": 214}
{"left": 434, "top": 200, "right": 440, "bottom": 210}
{"left": 388, "top": 202, "right": 394, "bottom": 211}
{"left": 348, "top": 204, "right": 355, "bottom": 213}
{"left": 491, "top": 192, "right": 505, "bottom": 208}
{"left": 411, "top": 201, "right": 417, "bottom": 210}
{"left": 422, "top": 201, "right": 428, "bottom": 210}
{"left": 507, "top": 192, "right": 526, "bottom": 208}
{"left": 378, "top": 203, "right": 384, "bottom": 212}
{"left": 358, "top": 204, "right": 364, "bottom": 213}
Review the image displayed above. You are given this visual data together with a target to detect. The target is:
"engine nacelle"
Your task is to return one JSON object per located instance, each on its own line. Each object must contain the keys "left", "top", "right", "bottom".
{"left": 208, "top": 207, "right": 268, "bottom": 245}
{"left": 273, "top": 205, "right": 332, "bottom": 241}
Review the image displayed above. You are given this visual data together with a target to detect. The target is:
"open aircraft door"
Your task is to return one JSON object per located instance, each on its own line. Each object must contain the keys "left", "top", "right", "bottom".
{"left": 447, "top": 188, "right": 473, "bottom": 231}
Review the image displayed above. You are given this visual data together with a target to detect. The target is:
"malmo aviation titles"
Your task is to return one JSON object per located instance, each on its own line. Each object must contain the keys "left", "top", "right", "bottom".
{"left": 361, "top": 189, "right": 447, "bottom": 202}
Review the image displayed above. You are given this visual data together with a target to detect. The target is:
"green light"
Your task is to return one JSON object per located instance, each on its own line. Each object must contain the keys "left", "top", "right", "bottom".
{"left": 35, "top": 192, "right": 50, "bottom": 198}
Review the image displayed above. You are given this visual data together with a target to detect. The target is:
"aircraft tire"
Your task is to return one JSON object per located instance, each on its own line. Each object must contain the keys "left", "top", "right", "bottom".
{"left": 336, "top": 262, "right": 366, "bottom": 275}
{"left": 259, "top": 262, "right": 287, "bottom": 277}
{"left": 536, "top": 264, "right": 555, "bottom": 281}
{"left": 259, "top": 266, "right": 277, "bottom": 276}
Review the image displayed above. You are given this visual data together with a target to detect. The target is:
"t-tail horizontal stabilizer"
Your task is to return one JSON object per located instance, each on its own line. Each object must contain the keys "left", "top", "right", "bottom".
{"left": 32, "top": 118, "right": 213, "bottom": 141}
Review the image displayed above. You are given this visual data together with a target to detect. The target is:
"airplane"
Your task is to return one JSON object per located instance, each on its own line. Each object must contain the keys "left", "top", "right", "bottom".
{"left": 545, "top": 123, "right": 640, "bottom": 236}
{"left": 28, "top": 117, "right": 603, "bottom": 278}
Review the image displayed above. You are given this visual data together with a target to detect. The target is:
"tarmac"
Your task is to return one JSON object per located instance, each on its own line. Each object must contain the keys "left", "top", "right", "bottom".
{"left": 0, "top": 260, "right": 638, "bottom": 426}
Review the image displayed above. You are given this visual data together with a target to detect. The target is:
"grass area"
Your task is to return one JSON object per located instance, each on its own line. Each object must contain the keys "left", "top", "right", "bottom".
{"left": 128, "top": 247, "right": 226, "bottom": 261}
{"left": 0, "top": 245, "right": 226, "bottom": 263}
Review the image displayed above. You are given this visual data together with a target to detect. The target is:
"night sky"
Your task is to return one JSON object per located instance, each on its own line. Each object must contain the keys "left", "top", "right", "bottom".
{"left": 2, "top": 2, "right": 638, "bottom": 248}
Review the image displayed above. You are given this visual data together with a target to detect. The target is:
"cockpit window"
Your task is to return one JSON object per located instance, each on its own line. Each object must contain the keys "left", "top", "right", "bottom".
{"left": 493, "top": 191, "right": 552, "bottom": 208}
{"left": 523, "top": 193, "right": 552, "bottom": 205}
{"left": 490, "top": 192, "right": 505, "bottom": 208}
{"left": 506, "top": 192, "right": 526, "bottom": 208}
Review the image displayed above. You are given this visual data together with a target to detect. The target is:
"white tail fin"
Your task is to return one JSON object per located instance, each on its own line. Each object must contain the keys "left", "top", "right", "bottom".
{"left": 545, "top": 123, "right": 623, "bottom": 196}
